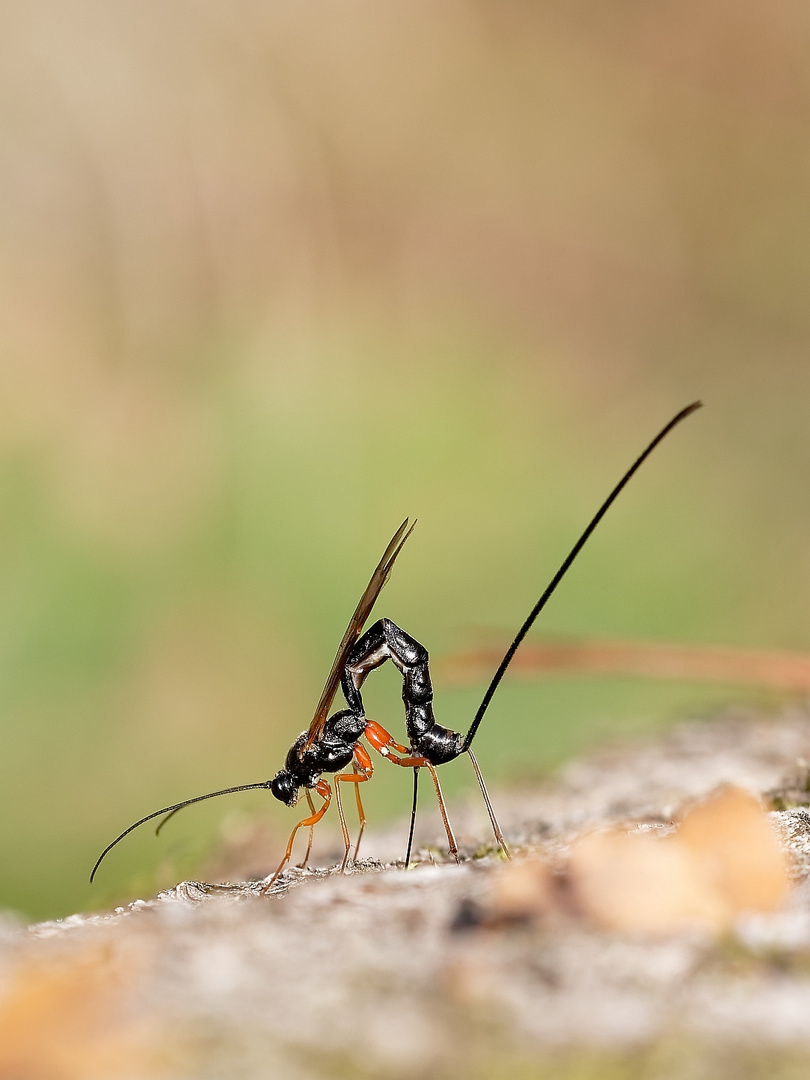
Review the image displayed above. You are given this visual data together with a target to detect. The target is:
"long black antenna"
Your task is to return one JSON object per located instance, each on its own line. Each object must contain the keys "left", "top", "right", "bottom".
{"left": 404, "top": 767, "right": 420, "bottom": 868}
{"left": 90, "top": 780, "right": 273, "bottom": 883}
{"left": 462, "top": 401, "right": 702, "bottom": 752}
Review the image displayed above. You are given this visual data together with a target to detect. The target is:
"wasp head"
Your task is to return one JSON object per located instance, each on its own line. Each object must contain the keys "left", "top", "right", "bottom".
{"left": 269, "top": 769, "right": 300, "bottom": 806}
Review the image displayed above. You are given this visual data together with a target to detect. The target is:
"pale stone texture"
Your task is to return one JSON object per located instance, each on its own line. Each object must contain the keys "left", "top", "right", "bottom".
{"left": 6, "top": 709, "right": 810, "bottom": 1079}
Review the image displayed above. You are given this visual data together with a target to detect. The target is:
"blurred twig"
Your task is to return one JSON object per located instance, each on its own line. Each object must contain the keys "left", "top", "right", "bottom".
{"left": 441, "top": 637, "right": 810, "bottom": 692}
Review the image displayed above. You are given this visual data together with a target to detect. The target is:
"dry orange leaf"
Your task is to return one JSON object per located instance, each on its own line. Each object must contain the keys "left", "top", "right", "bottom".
{"left": 0, "top": 944, "right": 174, "bottom": 1080}
{"left": 677, "top": 785, "right": 788, "bottom": 913}
{"left": 568, "top": 786, "right": 790, "bottom": 936}
{"left": 490, "top": 855, "right": 554, "bottom": 923}
{"left": 569, "top": 829, "right": 728, "bottom": 934}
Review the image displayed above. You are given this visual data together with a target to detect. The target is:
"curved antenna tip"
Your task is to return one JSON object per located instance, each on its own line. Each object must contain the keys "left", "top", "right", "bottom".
{"left": 89, "top": 779, "right": 272, "bottom": 883}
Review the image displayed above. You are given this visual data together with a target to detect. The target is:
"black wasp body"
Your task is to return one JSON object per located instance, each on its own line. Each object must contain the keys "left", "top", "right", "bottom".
{"left": 271, "top": 716, "right": 365, "bottom": 803}
{"left": 346, "top": 618, "right": 463, "bottom": 765}
{"left": 266, "top": 615, "right": 480, "bottom": 886}
{"left": 271, "top": 618, "right": 462, "bottom": 805}
{"left": 90, "top": 402, "right": 701, "bottom": 891}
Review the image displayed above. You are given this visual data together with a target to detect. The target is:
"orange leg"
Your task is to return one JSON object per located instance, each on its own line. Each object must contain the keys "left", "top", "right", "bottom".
{"left": 335, "top": 744, "right": 373, "bottom": 872}
{"left": 418, "top": 763, "right": 459, "bottom": 863}
{"left": 364, "top": 720, "right": 460, "bottom": 863}
{"left": 364, "top": 719, "right": 412, "bottom": 759}
{"left": 352, "top": 750, "right": 371, "bottom": 861}
{"left": 297, "top": 790, "right": 317, "bottom": 869}
{"left": 260, "top": 779, "right": 331, "bottom": 894}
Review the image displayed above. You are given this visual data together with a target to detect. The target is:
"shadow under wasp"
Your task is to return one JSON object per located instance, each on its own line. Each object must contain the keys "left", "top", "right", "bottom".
{"left": 91, "top": 402, "right": 701, "bottom": 892}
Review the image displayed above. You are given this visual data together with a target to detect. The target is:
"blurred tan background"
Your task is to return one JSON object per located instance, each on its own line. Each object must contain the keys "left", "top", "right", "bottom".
{"left": 1, "top": 0, "right": 809, "bottom": 919}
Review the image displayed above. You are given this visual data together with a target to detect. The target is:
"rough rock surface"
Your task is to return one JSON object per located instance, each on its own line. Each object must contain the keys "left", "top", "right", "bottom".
{"left": 7, "top": 707, "right": 810, "bottom": 1080}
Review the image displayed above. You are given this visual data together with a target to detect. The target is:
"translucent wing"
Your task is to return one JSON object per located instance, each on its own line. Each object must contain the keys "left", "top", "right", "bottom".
{"left": 301, "top": 518, "right": 415, "bottom": 753}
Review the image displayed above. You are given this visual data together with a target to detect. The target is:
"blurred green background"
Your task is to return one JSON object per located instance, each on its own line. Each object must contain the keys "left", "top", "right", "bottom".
{"left": 1, "top": 1, "right": 809, "bottom": 919}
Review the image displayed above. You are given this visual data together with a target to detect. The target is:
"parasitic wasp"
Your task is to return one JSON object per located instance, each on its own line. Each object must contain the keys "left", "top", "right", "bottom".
{"left": 91, "top": 401, "right": 701, "bottom": 891}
